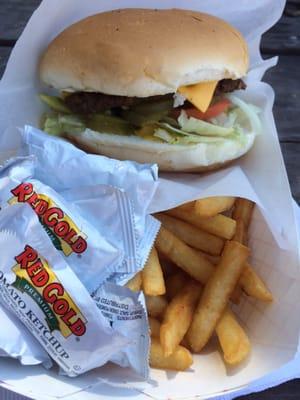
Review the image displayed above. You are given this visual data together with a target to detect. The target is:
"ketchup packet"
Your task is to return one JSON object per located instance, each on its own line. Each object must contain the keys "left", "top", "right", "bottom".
{"left": 0, "top": 304, "right": 52, "bottom": 368}
{"left": 93, "top": 283, "right": 149, "bottom": 377}
{"left": 0, "top": 157, "right": 124, "bottom": 293}
{"left": 21, "top": 126, "right": 160, "bottom": 273}
{"left": 0, "top": 204, "right": 129, "bottom": 377}
{"left": 61, "top": 185, "right": 160, "bottom": 275}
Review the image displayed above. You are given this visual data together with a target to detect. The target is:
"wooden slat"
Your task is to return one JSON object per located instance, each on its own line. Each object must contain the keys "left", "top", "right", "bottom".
{"left": 263, "top": 55, "right": 300, "bottom": 142}
{"left": 260, "top": 1, "right": 300, "bottom": 54}
{"left": 0, "top": 0, "right": 41, "bottom": 43}
{"left": 0, "top": 0, "right": 299, "bottom": 54}
{"left": 281, "top": 142, "right": 300, "bottom": 204}
{"left": 238, "top": 379, "right": 300, "bottom": 399}
{"left": 0, "top": 47, "right": 12, "bottom": 77}
{"left": 238, "top": 380, "right": 296, "bottom": 399}
{"left": 262, "top": 14, "right": 300, "bottom": 55}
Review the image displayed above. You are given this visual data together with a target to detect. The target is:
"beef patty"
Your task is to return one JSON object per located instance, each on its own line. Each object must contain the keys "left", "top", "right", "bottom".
{"left": 65, "top": 79, "right": 246, "bottom": 114}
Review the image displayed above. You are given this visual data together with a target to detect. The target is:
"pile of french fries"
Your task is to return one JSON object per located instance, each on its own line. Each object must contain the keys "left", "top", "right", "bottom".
{"left": 126, "top": 197, "right": 273, "bottom": 371}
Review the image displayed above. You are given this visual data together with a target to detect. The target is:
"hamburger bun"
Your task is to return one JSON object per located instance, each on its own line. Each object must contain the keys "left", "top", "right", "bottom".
{"left": 40, "top": 8, "right": 248, "bottom": 97}
{"left": 66, "top": 129, "right": 255, "bottom": 172}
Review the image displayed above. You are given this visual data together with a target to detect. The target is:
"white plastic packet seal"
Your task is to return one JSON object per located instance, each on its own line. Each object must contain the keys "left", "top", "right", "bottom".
{"left": 109, "top": 214, "right": 161, "bottom": 286}
{"left": 0, "top": 203, "right": 130, "bottom": 377}
{"left": 0, "top": 303, "right": 52, "bottom": 368}
{"left": 0, "top": 157, "right": 124, "bottom": 293}
{"left": 61, "top": 185, "right": 160, "bottom": 276}
{"left": 93, "top": 283, "right": 150, "bottom": 378}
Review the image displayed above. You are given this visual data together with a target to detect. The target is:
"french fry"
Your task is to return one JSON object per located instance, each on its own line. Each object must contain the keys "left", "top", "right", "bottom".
{"left": 166, "top": 208, "right": 236, "bottom": 240}
{"left": 176, "top": 201, "right": 195, "bottom": 211}
{"left": 155, "top": 227, "right": 214, "bottom": 284}
{"left": 233, "top": 219, "right": 247, "bottom": 245}
{"left": 187, "top": 241, "right": 249, "bottom": 352}
{"left": 125, "top": 272, "right": 142, "bottom": 292}
{"left": 160, "top": 280, "right": 202, "bottom": 356}
{"left": 232, "top": 198, "right": 255, "bottom": 229}
{"left": 197, "top": 250, "right": 221, "bottom": 265}
{"left": 194, "top": 248, "right": 273, "bottom": 302}
{"left": 145, "top": 295, "right": 168, "bottom": 319}
{"left": 196, "top": 264, "right": 241, "bottom": 305}
{"left": 149, "top": 317, "right": 161, "bottom": 338}
{"left": 231, "top": 285, "right": 244, "bottom": 305}
{"left": 240, "top": 263, "right": 273, "bottom": 302}
{"left": 216, "top": 308, "right": 251, "bottom": 365}
{"left": 232, "top": 201, "right": 272, "bottom": 302}
{"left": 150, "top": 338, "right": 193, "bottom": 371}
{"left": 142, "top": 247, "right": 166, "bottom": 296}
{"left": 180, "top": 335, "right": 190, "bottom": 349}
{"left": 157, "top": 228, "right": 244, "bottom": 303}
{"left": 165, "top": 271, "right": 188, "bottom": 300}
{"left": 193, "top": 197, "right": 236, "bottom": 217}
{"left": 156, "top": 213, "right": 224, "bottom": 255}
{"left": 158, "top": 254, "right": 177, "bottom": 277}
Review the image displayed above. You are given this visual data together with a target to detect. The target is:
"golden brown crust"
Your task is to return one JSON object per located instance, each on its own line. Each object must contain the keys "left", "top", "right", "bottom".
{"left": 39, "top": 8, "right": 248, "bottom": 97}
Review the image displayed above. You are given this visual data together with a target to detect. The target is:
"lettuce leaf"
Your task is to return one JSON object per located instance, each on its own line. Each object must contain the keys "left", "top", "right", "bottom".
{"left": 178, "top": 111, "right": 235, "bottom": 137}
{"left": 43, "top": 114, "right": 86, "bottom": 136}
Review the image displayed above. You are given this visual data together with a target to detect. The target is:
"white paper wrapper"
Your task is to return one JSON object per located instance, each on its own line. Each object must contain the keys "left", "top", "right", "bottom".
{"left": 0, "top": 0, "right": 299, "bottom": 399}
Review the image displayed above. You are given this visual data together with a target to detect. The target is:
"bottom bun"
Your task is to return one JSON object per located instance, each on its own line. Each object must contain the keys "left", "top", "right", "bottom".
{"left": 66, "top": 129, "right": 256, "bottom": 172}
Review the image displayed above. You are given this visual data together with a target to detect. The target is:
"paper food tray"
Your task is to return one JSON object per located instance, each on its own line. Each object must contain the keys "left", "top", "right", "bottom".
{"left": 0, "top": 0, "right": 299, "bottom": 399}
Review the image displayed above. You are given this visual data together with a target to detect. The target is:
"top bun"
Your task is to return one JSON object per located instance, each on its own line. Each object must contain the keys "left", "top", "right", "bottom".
{"left": 39, "top": 8, "right": 248, "bottom": 97}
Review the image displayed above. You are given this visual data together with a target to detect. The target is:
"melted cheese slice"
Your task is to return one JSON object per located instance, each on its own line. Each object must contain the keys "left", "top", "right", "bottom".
{"left": 178, "top": 81, "right": 218, "bottom": 113}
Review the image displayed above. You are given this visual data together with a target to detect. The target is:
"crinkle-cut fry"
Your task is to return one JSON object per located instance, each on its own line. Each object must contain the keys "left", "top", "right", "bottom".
{"left": 125, "top": 272, "right": 142, "bottom": 292}
{"left": 166, "top": 208, "right": 236, "bottom": 240}
{"left": 232, "top": 198, "right": 255, "bottom": 229}
{"left": 148, "top": 317, "right": 161, "bottom": 338}
{"left": 193, "top": 197, "right": 236, "bottom": 218}
{"left": 165, "top": 271, "right": 188, "bottom": 300}
{"left": 240, "top": 263, "right": 273, "bottom": 302}
{"left": 216, "top": 308, "right": 251, "bottom": 365}
{"left": 142, "top": 247, "right": 166, "bottom": 296}
{"left": 150, "top": 338, "right": 193, "bottom": 371}
{"left": 155, "top": 227, "right": 214, "bottom": 284}
{"left": 160, "top": 280, "right": 202, "bottom": 356}
{"left": 187, "top": 241, "right": 249, "bottom": 352}
{"left": 145, "top": 295, "right": 168, "bottom": 319}
{"left": 156, "top": 213, "right": 224, "bottom": 255}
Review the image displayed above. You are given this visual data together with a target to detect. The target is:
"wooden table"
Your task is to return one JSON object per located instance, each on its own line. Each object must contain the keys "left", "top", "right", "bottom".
{"left": 0, "top": 1, "right": 299, "bottom": 399}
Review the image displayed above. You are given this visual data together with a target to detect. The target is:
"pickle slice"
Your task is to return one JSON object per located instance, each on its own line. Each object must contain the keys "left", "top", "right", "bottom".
{"left": 121, "top": 110, "right": 167, "bottom": 127}
{"left": 87, "top": 114, "right": 135, "bottom": 135}
{"left": 40, "top": 94, "right": 71, "bottom": 114}
{"left": 130, "top": 98, "right": 174, "bottom": 115}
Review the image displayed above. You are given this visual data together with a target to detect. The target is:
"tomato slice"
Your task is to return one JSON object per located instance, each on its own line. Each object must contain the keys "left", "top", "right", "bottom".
{"left": 172, "top": 99, "right": 231, "bottom": 121}
{"left": 202, "top": 99, "right": 231, "bottom": 120}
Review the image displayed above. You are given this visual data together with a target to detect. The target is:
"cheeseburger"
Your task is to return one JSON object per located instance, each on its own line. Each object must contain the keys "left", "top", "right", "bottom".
{"left": 39, "top": 8, "right": 261, "bottom": 172}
